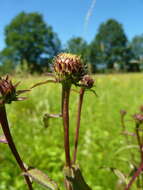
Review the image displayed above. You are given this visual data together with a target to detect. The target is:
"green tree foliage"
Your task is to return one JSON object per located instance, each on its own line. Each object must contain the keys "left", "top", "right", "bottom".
{"left": 131, "top": 34, "right": 143, "bottom": 59}
{"left": 66, "top": 37, "right": 87, "bottom": 56}
{"left": 89, "top": 19, "right": 132, "bottom": 71}
{"left": 2, "top": 12, "right": 61, "bottom": 72}
{"left": 0, "top": 48, "right": 15, "bottom": 74}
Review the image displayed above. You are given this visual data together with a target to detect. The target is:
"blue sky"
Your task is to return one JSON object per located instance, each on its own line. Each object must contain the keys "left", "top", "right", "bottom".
{"left": 0, "top": 0, "right": 143, "bottom": 50}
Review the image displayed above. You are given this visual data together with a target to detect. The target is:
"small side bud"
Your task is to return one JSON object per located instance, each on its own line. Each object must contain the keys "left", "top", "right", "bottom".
{"left": 139, "top": 105, "right": 143, "bottom": 113}
{"left": 133, "top": 113, "right": 143, "bottom": 124}
{"left": 120, "top": 110, "right": 127, "bottom": 117}
{"left": 80, "top": 75, "right": 94, "bottom": 89}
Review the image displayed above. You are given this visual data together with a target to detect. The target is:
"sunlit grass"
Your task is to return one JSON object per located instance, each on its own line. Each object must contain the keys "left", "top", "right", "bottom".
{"left": 0, "top": 73, "right": 143, "bottom": 190}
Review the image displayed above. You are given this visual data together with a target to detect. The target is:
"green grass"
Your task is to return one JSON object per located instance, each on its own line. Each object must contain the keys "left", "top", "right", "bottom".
{"left": 0, "top": 73, "right": 143, "bottom": 190}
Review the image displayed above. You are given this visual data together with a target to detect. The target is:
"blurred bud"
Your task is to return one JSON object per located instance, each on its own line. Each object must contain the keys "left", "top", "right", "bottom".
{"left": 139, "top": 105, "right": 143, "bottom": 113}
{"left": 120, "top": 110, "right": 127, "bottom": 117}
{"left": 133, "top": 113, "right": 143, "bottom": 124}
{"left": 0, "top": 75, "right": 29, "bottom": 105}
{"left": 53, "top": 53, "right": 86, "bottom": 84}
{"left": 80, "top": 75, "right": 94, "bottom": 89}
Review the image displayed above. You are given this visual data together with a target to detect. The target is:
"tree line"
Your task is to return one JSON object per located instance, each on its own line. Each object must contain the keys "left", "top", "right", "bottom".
{"left": 0, "top": 12, "right": 143, "bottom": 74}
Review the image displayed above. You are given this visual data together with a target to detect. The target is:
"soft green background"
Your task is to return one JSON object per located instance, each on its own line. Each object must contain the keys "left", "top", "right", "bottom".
{"left": 0, "top": 74, "right": 143, "bottom": 190}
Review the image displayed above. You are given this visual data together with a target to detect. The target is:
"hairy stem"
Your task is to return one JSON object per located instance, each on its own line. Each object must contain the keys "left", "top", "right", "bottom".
{"left": 0, "top": 105, "right": 33, "bottom": 190}
{"left": 62, "top": 84, "right": 71, "bottom": 167}
{"left": 73, "top": 88, "right": 85, "bottom": 164}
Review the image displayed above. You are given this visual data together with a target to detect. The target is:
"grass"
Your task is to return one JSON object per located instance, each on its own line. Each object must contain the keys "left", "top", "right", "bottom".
{"left": 0, "top": 73, "right": 143, "bottom": 190}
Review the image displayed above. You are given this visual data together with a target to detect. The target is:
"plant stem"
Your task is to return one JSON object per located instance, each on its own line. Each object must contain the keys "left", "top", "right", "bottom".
{"left": 62, "top": 84, "right": 71, "bottom": 167}
{"left": 125, "top": 124, "right": 143, "bottom": 190}
{"left": 121, "top": 116, "right": 136, "bottom": 164}
{"left": 125, "top": 162, "right": 143, "bottom": 190}
{"left": 0, "top": 105, "right": 33, "bottom": 190}
{"left": 73, "top": 88, "right": 85, "bottom": 164}
{"left": 135, "top": 124, "right": 143, "bottom": 162}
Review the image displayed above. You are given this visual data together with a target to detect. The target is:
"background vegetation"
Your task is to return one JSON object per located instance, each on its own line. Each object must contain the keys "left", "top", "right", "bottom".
{"left": 0, "top": 74, "right": 143, "bottom": 190}
{"left": 0, "top": 12, "right": 143, "bottom": 75}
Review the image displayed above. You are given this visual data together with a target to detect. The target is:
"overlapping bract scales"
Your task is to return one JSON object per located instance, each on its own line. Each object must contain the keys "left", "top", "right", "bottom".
{"left": 0, "top": 76, "right": 17, "bottom": 104}
{"left": 0, "top": 75, "right": 29, "bottom": 104}
{"left": 53, "top": 53, "right": 87, "bottom": 84}
{"left": 80, "top": 75, "right": 94, "bottom": 89}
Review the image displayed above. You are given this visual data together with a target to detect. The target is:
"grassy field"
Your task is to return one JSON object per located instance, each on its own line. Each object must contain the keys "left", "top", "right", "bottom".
{"left": 0, "top": 73, "right": 143, "bottom": 190}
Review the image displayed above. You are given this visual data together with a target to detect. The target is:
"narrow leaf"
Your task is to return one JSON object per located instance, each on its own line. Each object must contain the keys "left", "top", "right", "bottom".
{"left": 31, "top": 80, "right": 57, "bottom": 89}
{"left": 43, "top": 113, "right": 62, "bottom": 128}
{"left": 23, "top": 168, "right": 59, "bottom": 190}
{"left": 17, "top": 97, "right": 28, "bottom": 101}
{"left": 47, "top": 114, "right": 62, "bottom": 118}
{"left": 16, "top": 89, "right": 31, "bottom": 95}
{"left": 114, "top": 145, "right": 139, "bottom": 155}
{"left": 112, "top": 168, "right": 128, "bottom": 184}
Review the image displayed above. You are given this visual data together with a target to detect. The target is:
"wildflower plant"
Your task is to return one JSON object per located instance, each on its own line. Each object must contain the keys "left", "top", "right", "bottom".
{"left": 118, "top": 107, "right": 143, "bottom": 190}
{"left": 53, "top": 53, "right": 94, "bottom": 190}
{"left": 0, "top": 76, "right": 33, "bottom": 190}
{"left": 0, "top": 53, "right": 95, "bottom": 190}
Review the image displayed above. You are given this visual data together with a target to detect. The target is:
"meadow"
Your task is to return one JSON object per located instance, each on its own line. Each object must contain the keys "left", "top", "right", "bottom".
{"left": 0, "top": 73, "right": 143, "bottom": 190}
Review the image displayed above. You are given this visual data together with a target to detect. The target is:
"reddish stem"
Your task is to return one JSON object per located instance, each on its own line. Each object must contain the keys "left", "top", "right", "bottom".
{"left": 121, "top": 115, "right": 136, "bottom": 164}
{"left": 125, "top": 162, "right": 143, "bottom": 190}
{"left": 0, "top": 105, "right": 33, "bottom": 190}
{"left": 135, "top": 124, "right": 143, "bottom": 162}
{"left": 62, "top": 85, "right": 71, "bottom": 167}
{"left": 73, "top": 88, "right": 85, "bottom": 164}
{"left": 125, "top": 124, "right": 143, "bottom": 190}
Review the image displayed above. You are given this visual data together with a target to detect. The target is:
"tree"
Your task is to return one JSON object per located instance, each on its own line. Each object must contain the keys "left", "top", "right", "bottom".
{"left": 0, "top": 48, "right": 16, "bottom": 74}
{"left": 66, "top": 37, "right": 87, "bottom": 55}
{"left": 89, "top": 19, "right": 132, "bottom": 71}
{"left": 3, "top": 12, "right": 61, "bottom": 72}
{"left": 131, "top": 34, "right": 143, "bottom": 59}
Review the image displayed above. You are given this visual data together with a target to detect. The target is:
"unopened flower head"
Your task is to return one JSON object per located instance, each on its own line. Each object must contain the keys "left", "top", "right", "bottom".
{"left": 133, "top": 113, "right": 143, "bottom": 124}
{"left": 0, "top": 75, "right": 29, "bottom": 105}
{"left": 53, "top": 53, "right": 86, "bottom": 84}
{"left": 139, "top": 105, "right": 143, "bottom": 113}
{"left": 80, "top": 75, "right": 94, "bottom": 89}
{"left": 120, "top": 110, "right": 127, "bottom": 117}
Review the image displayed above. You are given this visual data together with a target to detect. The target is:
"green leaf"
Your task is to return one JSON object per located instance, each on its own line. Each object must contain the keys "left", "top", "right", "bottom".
{"left": 63, "top": 165, "right": 92, "bottom": 190}
{"left": 43, "top": 113, "right": 62, "bottom": 128}
{"left": 23, "top": 168, "right": 60, "bottom": 190}
{"left": 30, "top": 80, "right": 57, "bottom": 89}
{"left": 112, "top": 168, "right": 127, "bottom": 184}
{"left": 114, "top": 145, "right": 139, "bottom": 155}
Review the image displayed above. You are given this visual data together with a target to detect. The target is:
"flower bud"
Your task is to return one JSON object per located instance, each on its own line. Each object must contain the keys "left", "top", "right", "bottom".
{"left": 0, "top": 75, "right": 29, "bottom": 104}
{"left": 139, "top": 105, "right": 143, "bottom": 113}
{"left": 133, "top": 113, "right": 143, "bottom": 124}
{"left": 80, "top": 75, "right": 94, "bottom": 89}
{"left": 120, "top": 110, "right": 127, "bottom": 117}
{"left": 53, "top": 53, "right": 86, "bottom": 84}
